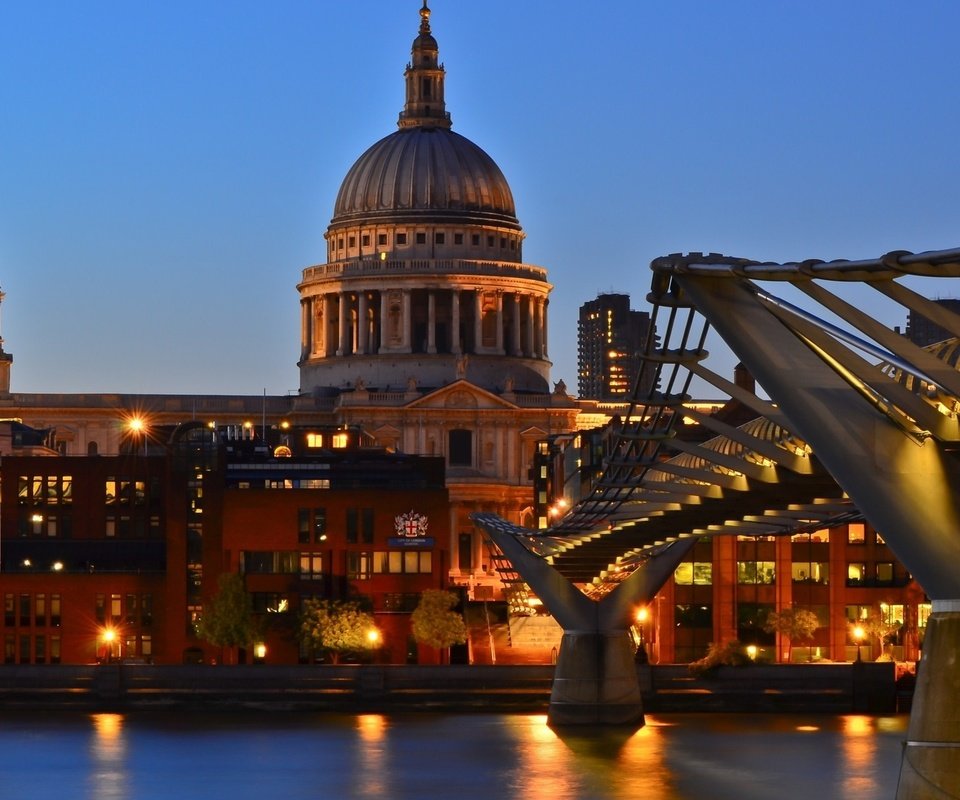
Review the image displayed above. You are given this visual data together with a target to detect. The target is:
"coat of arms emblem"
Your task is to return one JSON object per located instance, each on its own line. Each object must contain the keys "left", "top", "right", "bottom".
{"left": 395, "top": 510, "right": 429, "bottom": 538}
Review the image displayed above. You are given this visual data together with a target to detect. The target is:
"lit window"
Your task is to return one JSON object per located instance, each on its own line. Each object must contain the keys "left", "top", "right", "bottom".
{"left": 299, "top": 553, "right": 324, "bottom": 580}
{"left": 332, "top": 433, "right": 349, "bottom": 449}
{"left": 674, "top": 562, "right": 712, "bottom": 585}
{"left": 847, "top": 563, "right": 867, "bottom": 585}
{"left": 306, "top": 433, "right": 323, "bottom": 448}
{"left": 847, "top": 524, "right": 866, "bottom": 544}
{"left": 791, "top": 562, "right": 829, "bottom": 584}
{"left": 737, "top": 561, "right": 775, "bottom": 584}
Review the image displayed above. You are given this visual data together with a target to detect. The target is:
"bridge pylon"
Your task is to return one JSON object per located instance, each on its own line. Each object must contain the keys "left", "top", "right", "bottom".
{"left": 473, "top": 513, "right": 694, "bottom": 726}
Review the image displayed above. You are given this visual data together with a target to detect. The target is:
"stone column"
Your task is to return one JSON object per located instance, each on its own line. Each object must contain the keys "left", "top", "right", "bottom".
{"left": 357, "top": 291, "right": 370, "bottom": 356}
{"left": 495, "top": 291, "right": 504, "bottom": 354}
{"left": 474, "top": 291, "right": 484, "bottom": 353}
{"left": 526, "top": 296, "right": 535, "bottom": 357}
{"left": 451, "top": 289, "right": 461, "bottom": 354}
{"left": 380, "top": 292, "right": 389, "bottom": 352}
{"left": 534, "top": 298, "right": 544, "bottom": 358}
{"left": 542, "top": 298, "right": 549, "bottom": 359}
{"left": 322, "top": 294, "right": 335, "bottom": 357}
{"left": 402, "top": 289, "right": 412, "bottom": 353}
{"left": 337, "top": 292, "right": 350, "bottom": 356}
{"left": 512, "top": 294, "right": 522, "bottom": 356}
{"left": 449, "top": 505, "right": 461, "bottom": 574}
{"left": 427, "top": 291, "right": 437, "bottom": 354}
{"left": 300, "top": 299, "right": 310, "bottom": 359}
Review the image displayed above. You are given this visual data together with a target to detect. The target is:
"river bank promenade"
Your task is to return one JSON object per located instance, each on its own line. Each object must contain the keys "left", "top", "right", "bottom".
{"left": 0, "top": 662, "right": 902, "bottom": 714}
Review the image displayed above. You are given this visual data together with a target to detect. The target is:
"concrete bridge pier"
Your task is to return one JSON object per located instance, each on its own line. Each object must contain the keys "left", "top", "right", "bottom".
{"left": 548, "top": 630, "right": 643, "bottom": 726}
{"left": 897, "top": 607, "right": 960, "bottom": 799}
{"left": 472, "top": 512, "right": 695, "bottom": 728}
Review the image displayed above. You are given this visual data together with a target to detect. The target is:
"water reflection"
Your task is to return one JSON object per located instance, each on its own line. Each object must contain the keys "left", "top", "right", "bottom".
{"left": 841, "top": 715, "right": 880, "bottom": 799}
{"left": 504, "top": 715, "right": 674, "bottom": 799}
{"left": 505, "top": 715, "right": 581, "bottom": 799}
{"left": 355, "top": 714, "right": 388, "bottom": 798}
{"left": 0, "top": 711, "right": 908, "bottom": 800}
{"left": 87, "top": 713, "right": 128, "bottom": 800}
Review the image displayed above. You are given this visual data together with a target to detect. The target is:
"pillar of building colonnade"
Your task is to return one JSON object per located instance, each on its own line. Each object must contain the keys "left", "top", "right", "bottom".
{"left": 301, "top": 289, "right": 547, "bottom": 358}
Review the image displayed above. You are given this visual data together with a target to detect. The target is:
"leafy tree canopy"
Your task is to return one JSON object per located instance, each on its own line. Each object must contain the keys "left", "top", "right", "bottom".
{"left": 299, "top": 599, "right": 378, "bottom": 663}
{"left": 196, "top": 573, "right": 259, "bottom": 650}
{"left": 764, "top": 607, "right": 820, "bottom": 642}
{"left": 411, "top": 590, "right": 467, "bottom": 650}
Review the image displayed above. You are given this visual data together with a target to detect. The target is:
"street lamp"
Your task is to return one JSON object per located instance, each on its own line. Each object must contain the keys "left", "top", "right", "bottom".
{"left": 635, "top": 607, "right": 649, "bottom": 643}
{"left": 634, "top": 607, "right": 649, "bottom": 664}
{"left": 101, "top": 628, "right": 116, "bottom": 663}
{"left": 853, "top": 625, "right": 865, "bottom": 662}
{"left": 127, "top": 416, "right": 148, "bottom": 455}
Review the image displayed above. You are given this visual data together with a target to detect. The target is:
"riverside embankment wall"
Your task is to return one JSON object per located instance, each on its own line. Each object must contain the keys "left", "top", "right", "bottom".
{"left": 0, "top": 662, "right": 900, "bottom": 713}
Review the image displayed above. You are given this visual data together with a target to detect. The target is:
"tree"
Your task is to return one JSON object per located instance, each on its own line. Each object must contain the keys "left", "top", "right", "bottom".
{"left": 196, "top": 573, "right": 259, "bottom": 663}
{"left": 411, "top": 590, "right": 467, "bottom": 660}
{"left": 764, "top": 607, "right": 820, "bottom": 662}
{"left": 858, "top": 612, "right": 901, "bottom": 659}
{"left": 299, "top": 599, "right": 379, "bottom": 664}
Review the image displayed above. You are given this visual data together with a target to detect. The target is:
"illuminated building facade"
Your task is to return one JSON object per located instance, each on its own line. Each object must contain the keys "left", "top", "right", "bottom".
{"left": 577, "top": 293, "right": 653, "bottom": 401}
{"left": 0, "top": 425, "right": 451, "bottom": 665}
{"left": 0, "top": 4, "right": 580, "bottom": 613}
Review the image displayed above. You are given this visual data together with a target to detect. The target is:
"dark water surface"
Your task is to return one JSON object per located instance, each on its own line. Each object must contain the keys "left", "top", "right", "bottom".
{"left": 0, "top": 711, "right": 908, "bottom": 799}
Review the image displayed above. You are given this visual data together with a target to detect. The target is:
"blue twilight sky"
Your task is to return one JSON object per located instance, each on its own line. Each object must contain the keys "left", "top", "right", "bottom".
{"left": 1, "top": 1, "right": 959, "bottom": 396}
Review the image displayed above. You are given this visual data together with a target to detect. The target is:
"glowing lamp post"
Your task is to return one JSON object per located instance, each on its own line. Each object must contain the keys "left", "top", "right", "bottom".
{"left": 634, "top": 607, "right": 650, "bottom": 664}
{"left": 853, "top": 625, "right": 865, "bottom": 662}
{"left": 128, "top": 416, "right": 147, "bottom": 455}
{"left": 101, "top": 628, "right": 116, "bottom": 663}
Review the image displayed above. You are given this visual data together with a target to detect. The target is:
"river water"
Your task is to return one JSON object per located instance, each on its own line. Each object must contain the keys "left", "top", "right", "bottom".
{"left": 0, "top": 711, "right": 908, "bottom": 800}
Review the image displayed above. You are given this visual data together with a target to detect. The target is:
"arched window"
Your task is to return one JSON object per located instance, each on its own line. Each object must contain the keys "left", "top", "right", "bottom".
{"left": 448, "top": 429, "right": 472, "bottom": 467}
{"left": 87, "top": 441, "right": 99, "bottom": 456}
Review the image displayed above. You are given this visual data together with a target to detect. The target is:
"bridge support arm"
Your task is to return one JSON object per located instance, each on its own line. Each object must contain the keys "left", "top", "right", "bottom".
{"left": 473, "top": 514, "right": 694, "bottom": 727}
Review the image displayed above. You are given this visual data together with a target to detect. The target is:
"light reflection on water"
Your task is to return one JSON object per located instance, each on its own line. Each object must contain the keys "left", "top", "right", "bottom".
{"left": 0, "top": 711, "right": 908, "bottom": 800}
{"left": 88, "top": 714, "right": 128, "bottom": 800}
{"left": 355, "top": 714, "right": 387, "bottom": 798}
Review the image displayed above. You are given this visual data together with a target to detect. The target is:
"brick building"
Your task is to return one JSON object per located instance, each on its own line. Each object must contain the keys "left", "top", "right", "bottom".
{"left": 0, "top": 424, "right": 451, "bottom": 666}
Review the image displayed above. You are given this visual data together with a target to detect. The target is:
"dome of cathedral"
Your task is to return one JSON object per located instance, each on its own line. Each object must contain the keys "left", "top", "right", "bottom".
{"left": 327, "top": 1, "right": 520, "bottom": 232}
{"left": 331, "top": 127, "right": 519, "bottom": 228}
{"left": 299, "top": 3, "right": 552, "bottom": 397}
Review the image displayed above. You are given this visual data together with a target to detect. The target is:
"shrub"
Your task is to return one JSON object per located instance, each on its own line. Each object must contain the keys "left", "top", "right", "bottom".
{"left": 689, "top": 640, "right": 753, "bottom": 677}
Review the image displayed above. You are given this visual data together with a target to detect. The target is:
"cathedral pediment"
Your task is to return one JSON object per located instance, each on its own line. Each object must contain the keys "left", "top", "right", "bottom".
{"left": 405, "top": 380, "right": 517, "bottom": 411}
{"left": 371, "top": 424, "right": 402, "bottom": 439}
{"left": 519, "top": 425, "right": 549, "bottom": 438}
